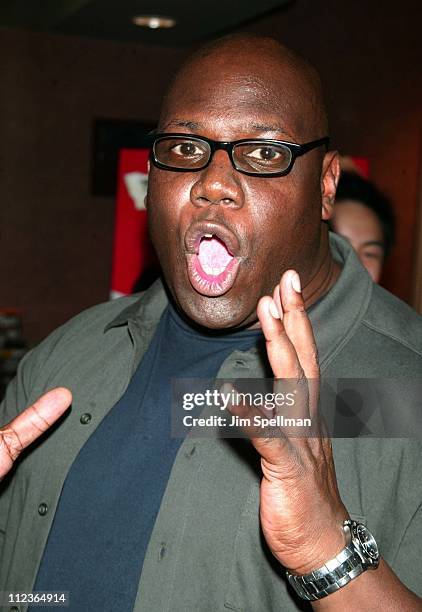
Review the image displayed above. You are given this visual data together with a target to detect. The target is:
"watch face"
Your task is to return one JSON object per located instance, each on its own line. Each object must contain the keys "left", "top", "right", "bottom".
{"left": 356, "top": 524, "right": 379, "bottom": 559}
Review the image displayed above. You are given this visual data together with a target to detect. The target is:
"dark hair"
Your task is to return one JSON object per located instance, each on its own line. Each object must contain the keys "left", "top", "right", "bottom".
{"left": 334, "top": 171, "right": 396, "bottom": 257}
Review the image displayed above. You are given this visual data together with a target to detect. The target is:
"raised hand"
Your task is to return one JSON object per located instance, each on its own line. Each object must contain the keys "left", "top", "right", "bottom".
{"left": 228, "top": 270, "right": 348, "bottom": 575}
{"left": 0, "top": 388, "right": 72, "bottom": 480}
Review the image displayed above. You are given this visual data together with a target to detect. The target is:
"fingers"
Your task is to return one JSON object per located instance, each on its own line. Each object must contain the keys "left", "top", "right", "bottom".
{"left": 1, "top": 387, "right": 72, "bottom": 466}
{"left": 257, "top": 269, "right": 319, "bottom": 380}
{"left": 222, "top": 383, "right": 291, "bottom": 464}
{"left": 257, "top": 296, "right": 301, "bottom": 380}
{"left": 278, "top": 271, "right": 319, "bottom": 380}
{"left": 258, "top": 270, "right": 320, "bottom": 421}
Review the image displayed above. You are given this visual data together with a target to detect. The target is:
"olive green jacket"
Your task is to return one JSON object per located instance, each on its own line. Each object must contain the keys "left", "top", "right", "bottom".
{"left": 1, "top": 235, "right": 422, "bottom": 611}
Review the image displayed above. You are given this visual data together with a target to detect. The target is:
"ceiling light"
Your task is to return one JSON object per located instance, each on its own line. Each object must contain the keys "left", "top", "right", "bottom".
{"left": 132, "top": 15, "right": 176, "bottom": 29}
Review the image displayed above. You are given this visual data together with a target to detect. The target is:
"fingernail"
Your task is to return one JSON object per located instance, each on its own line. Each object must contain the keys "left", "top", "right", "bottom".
{"left": 269, "top": 299, "right": 281, "bottom": 319}
{"left": 290, "top": 272, "right": 301, "bottom": 293}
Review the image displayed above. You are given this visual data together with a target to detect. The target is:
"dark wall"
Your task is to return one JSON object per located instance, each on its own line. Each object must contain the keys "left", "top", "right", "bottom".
{"left": 244, "top": 0, "right": 422, "bottom": 302}
{"left": 1, "top": 0, "right": 421, "bottom": 343}
{"left": 0, "top": 27, "right": 187, "bottom": 342}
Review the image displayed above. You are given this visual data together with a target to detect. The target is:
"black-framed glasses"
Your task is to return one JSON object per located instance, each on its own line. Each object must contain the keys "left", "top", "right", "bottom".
{"left": 150, "top": 133, "right": 330, "bottom": 177}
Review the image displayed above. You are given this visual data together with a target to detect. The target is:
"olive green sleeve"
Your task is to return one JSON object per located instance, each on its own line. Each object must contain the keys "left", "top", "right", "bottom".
{"left": 392, "top": 499, "right": 422, "bottom": 596}
{"left": 0, "top": 348, "right": 35, "bottom": 559}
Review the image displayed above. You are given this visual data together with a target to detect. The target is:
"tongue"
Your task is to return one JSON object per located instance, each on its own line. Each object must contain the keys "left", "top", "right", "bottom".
{"left": 198, "top": 237, "right": 233, "bottom": 270}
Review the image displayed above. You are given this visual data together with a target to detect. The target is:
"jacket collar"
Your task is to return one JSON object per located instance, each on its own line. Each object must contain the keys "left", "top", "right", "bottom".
{"left": 104, "top": 278, "right": 168, "bottom": 333}
{"left": 308, "top": 232, "right": 373, "bottom": 370}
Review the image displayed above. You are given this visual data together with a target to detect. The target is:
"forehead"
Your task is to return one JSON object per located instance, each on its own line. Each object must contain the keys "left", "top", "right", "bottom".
{"left": 334, "top": 201, "right": 383, "bottom": 239}
{"left": 160, "top": 57, "right": 312, "bottom": 140}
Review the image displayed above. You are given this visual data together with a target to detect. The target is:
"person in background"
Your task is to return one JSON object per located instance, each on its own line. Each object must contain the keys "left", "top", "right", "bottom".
{"left": 330, "top": 171, "right": 395, "bottom": 283}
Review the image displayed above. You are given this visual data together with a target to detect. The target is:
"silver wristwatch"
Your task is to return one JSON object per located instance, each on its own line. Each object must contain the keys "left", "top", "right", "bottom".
{"left": 286, "top": 519, "right": 380, "bottom": 601}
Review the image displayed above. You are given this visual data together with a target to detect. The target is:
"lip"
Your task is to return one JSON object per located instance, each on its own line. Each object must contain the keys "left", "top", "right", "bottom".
{"left": 184, "top": 220, "right": 243, "bottom": 297}
{"left": 184, "top": 220, "right": 241, "bottom": 257}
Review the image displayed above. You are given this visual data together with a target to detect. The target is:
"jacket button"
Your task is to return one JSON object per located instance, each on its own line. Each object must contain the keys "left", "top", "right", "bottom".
{"left": 184, "top": 445, "right": 196, "bottom": 458}
{"left": 235, "top": 359, "right": 246, "bottom": 367}
{"left": 80, "top": 413, "right": 92, "bottom": 424}
{"left": 38, "top": 502, "right": 48, "bottom": 516}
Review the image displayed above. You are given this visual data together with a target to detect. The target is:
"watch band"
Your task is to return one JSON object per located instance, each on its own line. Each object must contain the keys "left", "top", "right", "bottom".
{"left": 285, "top": 519, "right": 379, "bottom": 601}
{"left": 286, "top": 541, "right": 364, "bottom": 601}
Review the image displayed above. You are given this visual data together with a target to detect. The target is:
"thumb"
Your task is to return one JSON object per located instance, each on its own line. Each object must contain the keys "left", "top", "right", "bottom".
{"left": 0, "top": 387, "right": 72, "bottom": 478}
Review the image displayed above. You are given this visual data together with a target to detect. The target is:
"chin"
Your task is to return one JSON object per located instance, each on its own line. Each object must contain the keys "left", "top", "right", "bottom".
{"left": 175, "top": 289, "right": 257, "bottom": 331}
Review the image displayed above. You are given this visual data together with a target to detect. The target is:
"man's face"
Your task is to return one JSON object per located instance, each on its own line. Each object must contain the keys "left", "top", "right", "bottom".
{"left": 146, "top": 56, "right": 326, "bottom": 329}
{"left": 332, "top": 200, "right": 385, "bottom": 283}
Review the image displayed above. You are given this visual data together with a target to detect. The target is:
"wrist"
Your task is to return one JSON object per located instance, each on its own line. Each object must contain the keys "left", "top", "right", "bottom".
{"left": 285, "top": 520, "right": 348, "bottom": 576}
{"left": 286, "top": 519, "right": 380, "bottom": 602}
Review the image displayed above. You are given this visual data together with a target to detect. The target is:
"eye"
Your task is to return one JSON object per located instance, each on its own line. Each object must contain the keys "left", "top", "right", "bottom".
{"left": 362, "top": 251, "right": 383, "bottom": 261}
{"left": 170, "top": 141, "right": 205, "bottom": 158}
{"left": 154, "top": 137, "right": 210, "bottom": 169}
{"left": 246, "top": 146, "right": 282, "bottom": 161}
{"left": 237, "top": 142, "right": 292, "bottom": 172}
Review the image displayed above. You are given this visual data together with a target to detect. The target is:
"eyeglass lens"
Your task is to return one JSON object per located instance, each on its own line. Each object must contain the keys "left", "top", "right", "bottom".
{"left": 154, "top": 138, "right": 210, "bottom": 170}
{"left": 154, "top": 137, "right": 293, "bottom": 174}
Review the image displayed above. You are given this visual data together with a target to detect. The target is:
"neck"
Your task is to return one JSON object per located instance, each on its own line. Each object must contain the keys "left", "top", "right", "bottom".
{"left": 247, "top": 229, "right": 341, "bottom": 330}
{"left": 302, "top": 230, "right": 341, "bottom": 309}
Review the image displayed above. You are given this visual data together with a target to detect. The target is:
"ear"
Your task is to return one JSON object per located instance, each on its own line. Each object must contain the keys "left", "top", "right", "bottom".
{"left": 320, "top": 151, "right": 340, "bottom": 221}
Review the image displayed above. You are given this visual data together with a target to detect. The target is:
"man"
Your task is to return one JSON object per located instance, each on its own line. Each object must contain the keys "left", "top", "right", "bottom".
{"left": 1, "top": 35, "right": 421, "bottom": 611}
{"left": 330, "top": 171, "right": 395, "bottom": 283}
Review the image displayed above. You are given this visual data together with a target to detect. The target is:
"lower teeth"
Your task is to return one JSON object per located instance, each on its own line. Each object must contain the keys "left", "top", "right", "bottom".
{"left": 193, "top": 270, "right": 225, "bottom": 292}
{"left": 202, "top": 265, "right": 225, "bottom": 276}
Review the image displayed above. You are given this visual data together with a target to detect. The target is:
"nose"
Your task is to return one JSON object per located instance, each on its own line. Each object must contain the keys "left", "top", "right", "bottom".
{"left": 190, "top": 150, "right": 244, "bottom": 209}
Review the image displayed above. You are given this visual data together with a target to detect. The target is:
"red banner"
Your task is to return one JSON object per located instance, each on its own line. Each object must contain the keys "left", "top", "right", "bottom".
{"left": 110, "top": 149, "right": 156, "bottom": 297}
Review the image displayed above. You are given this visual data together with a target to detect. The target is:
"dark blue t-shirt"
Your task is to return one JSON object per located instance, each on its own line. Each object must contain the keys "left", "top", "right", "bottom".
{"left": 32, "top": 303, "right": 262, "bottom": 611}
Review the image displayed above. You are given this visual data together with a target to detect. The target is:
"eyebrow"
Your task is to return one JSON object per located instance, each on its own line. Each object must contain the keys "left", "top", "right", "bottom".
{"left": 162, "top": 119, "right": 292, "bottom": 138}
{"left": 164, "top": 120, "right": 200, "bottom": 130}
{"left": 362, "top": 240, "right": 385, "bottom": 248}
{"left": 249, "top": 123, "right": 291, "bottom": 136}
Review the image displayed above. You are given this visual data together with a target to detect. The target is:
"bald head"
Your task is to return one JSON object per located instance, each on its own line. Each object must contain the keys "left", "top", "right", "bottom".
{"left": 159, "top": 34, "right": 328, "bottom": 140}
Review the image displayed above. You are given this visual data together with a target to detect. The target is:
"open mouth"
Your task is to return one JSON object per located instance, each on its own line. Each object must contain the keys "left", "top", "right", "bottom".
{"left": 185, "top": 223, "right": 241, "bottom": 297}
